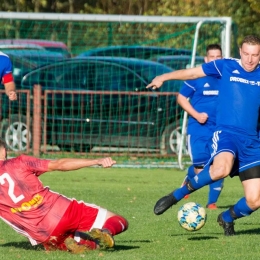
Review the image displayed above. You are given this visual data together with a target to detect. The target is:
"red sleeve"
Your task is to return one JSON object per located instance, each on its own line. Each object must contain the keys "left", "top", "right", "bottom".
{"left": 2, "top": 73, "right": 14, "bottom": 84}
{"left": 18, "top": 155, "right": 51, "bottom": 176}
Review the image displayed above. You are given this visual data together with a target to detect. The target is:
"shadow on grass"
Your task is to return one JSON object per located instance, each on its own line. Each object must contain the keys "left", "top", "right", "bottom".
{"left": 188, "top": 236, "right": 218, "bottom": 241}
{"left": 118, "top": 240, "right": 150, "bottom": 243}
{"left": 170, "top": 233, "right": 218, "bottom": 240}
{"left": 1, "top": 241, "right": 139, "bottom": 252}
{"left": 113, "top": 240, "right": 151, "bottom": 250}
{"left": 215, "top": 205, "right": 233, "bottom": 209}
{"left": 0, "top": 241, "right": 43, "bottom": 251}
{"left": 114, "top": 244, "right": 140, "bottom": 250}
{"left": 236, "top": 227, "right": 260, "bottom": 235}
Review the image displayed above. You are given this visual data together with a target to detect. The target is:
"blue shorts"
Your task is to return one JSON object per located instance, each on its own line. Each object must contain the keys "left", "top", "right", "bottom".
{"left": 206, "top": 130, "right": 260, "bottom": 177}
{"left": 187, "top": 133, "right": 212, "bottom": 167}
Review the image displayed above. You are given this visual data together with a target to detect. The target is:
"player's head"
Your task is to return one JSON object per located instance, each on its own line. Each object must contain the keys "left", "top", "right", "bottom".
{"left": 0, "top": 139, "right": 7, "bottom": 160}
{"left": 239, "top": 35, "right": 260, "bottom": 72}
{"left": 204, "top": 44, "right": 222, "bottom": 63}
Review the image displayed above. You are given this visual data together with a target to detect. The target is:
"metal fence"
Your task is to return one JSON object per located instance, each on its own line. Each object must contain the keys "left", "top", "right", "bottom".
{"left": 0, "top": 87, "right": 187, "bottom": 158}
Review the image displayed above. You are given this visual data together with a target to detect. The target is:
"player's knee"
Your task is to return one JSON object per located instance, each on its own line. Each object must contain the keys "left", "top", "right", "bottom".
{"left": 210, "top": 164, "right": 230, "bottom": 180}
{"left": 114, "top": 215, "right": 129, "bottom": 231}
{"left": 245, "top": 197, "right": 260, "bottom": 210}
{"left": 121, "top": 216, "right": 129, "bottom": 231}
{"left": 104, "top": 214, "right": 129, "bottom": 234}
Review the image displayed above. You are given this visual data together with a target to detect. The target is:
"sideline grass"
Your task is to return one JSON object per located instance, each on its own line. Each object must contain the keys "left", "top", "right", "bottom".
{"left": 0, "top": 166, "right": 260, "bottom": 259}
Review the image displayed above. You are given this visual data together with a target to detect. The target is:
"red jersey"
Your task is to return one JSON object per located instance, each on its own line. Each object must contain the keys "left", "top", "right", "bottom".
{"left": 0, "top": 155, "right": 71, "bottom": 245}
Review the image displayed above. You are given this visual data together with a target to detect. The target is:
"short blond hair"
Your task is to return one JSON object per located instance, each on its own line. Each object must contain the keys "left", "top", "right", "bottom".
{"left": 240, "top": 35, "right": 260, "bottom": 47}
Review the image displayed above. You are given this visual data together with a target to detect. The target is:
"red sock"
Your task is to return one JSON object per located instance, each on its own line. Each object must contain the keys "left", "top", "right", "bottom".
{"left": 102, "top": 215, "right": 128, "bottom": 236}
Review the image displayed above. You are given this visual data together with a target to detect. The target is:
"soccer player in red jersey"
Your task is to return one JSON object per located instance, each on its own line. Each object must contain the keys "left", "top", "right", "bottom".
{"left": 0, "top": 51, "right": 17, "bottom": 101}
{"left": 0, "top": 139, "right": 128, "bottom": 253}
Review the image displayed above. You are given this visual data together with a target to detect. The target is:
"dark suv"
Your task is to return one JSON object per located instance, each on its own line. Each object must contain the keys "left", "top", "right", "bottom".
{"left": 2, "top": 57, "right": 185, "bottom": 154}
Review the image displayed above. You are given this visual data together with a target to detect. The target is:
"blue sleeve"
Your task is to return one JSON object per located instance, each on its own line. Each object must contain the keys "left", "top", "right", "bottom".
{"left": 179, "top": 79, "right": 196, "bottom": 98}
{"left": 202, "top": 59, "right": 224, "bottom": 78}
{"left": 0, "top": 54, "right": 13, "bottom": 79}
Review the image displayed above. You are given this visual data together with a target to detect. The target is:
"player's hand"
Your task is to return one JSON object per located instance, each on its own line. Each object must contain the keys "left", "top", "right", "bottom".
{"left": 98, "top": 157, "right": 116, "bottom": 168}
{"left": 146, "top": 76, "right": 164, "bottom": 90}
{"left": 8, "top": 91, "right": 17, "bottom": 101}
{"left": 196, "top": 112, "right": 208, "bottom": 124}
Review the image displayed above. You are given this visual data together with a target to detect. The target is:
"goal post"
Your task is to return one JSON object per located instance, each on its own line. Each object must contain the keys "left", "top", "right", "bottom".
{"left": 178, "top": 19, "right": 232, "bottom": 169}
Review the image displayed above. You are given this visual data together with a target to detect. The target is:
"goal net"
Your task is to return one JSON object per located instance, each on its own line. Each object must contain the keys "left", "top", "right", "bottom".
{"left": 0, "top": 12, "right": 231, "bottom": 165}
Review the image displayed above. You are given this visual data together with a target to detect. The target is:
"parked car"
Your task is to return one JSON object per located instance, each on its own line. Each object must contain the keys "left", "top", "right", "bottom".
{"left": 77, "top": 46, "right": 196, "bottom": 60}
{"left": 2, "top": 57, "right": 185, "bottom": 154}
{"left": 151, "top": 55, "right": 205, "bottom": 70}
{"left": 2, "top": 49, "right": 65, "bottom": 67}
{"left": 6, "top": 52, "right": 38, "bottom": 83}
{"left": 0, "top": 39, "right": 71, "bottom": 57}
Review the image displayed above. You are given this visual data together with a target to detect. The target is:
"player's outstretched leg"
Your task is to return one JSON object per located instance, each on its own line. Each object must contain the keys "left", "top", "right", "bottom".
{"left": 154, "top": 165, "right": 214, "bottom": 215}
{"left": 154, "top": 190, "right": 179, "bottom": 215}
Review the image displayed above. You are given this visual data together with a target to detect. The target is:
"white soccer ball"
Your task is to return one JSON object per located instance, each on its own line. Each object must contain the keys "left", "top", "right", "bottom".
{"left": 177, "top": 202, "right": 207, "bottom": 231}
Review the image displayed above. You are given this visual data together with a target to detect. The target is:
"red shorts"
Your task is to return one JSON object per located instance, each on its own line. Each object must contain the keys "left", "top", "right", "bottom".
{"left": 43, "top": 200, "right": 107, "bottom": 251}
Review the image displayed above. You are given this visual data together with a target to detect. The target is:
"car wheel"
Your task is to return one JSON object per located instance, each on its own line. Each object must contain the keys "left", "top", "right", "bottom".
{"left": 160, "top": 123, "right": 188, "bottom": 155}
{"left": 0, "top": 115, "right": 32, "bottom": 151}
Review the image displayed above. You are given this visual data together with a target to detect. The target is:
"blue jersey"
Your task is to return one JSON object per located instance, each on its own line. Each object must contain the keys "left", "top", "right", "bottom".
{"left": 179, "top": 76, "right": 219, "bottom": 135}
{"left": 202, "top": 58, "right": 260, "bottom": 137}
{"left": 0, "top": 51, "right": 13, "bottom": 81}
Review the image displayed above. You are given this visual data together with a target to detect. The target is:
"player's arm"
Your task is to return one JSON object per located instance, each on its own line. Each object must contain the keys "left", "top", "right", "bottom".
{"left": 146, "top": 66, "right": 206, "bottom": 90}
{"left": 1, "top": 55, "right": 17, "bottom": 101}
{"left": 177, "top": 93, "right": 208, "bottom": 124}
{"left": 47, "top": 157, "right": 116, "bottom": 172}
{"left": 3, "top": 80, "right": 17, "bottom": 101}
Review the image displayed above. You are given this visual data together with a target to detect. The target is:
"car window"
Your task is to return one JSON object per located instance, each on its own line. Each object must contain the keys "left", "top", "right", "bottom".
{"left": 22, "top": 60, "right": 155, "bottom": 92}
{"left": 163, "top": 59, "right": 188, "bottom": 70}
{"left": 9, "top": 55, "right": 37, "bottom": 80}
{"left": 53, "top": 62, "right": 89, "bottom": 89}
{"left": 91, "top": 63, "right": 145, "bottom": 91}
{"left": 49, "top": 61, "right": 143, "bottom": 92}
{"left": 157, "top": 57, "right": 205, "bottom": 70}
{"left": 135, "top": 64, "right": 171, "bottom": 84}
{"left": 133, "top": 63, "right": 182, "bottom": 92}
{"left": 22, "top": 65, "right": 61, "bottom": 88}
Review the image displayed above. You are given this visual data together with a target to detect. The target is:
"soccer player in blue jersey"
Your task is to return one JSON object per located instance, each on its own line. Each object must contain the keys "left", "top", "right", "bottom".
{"left": 0, "top": 51, "right": 17, "bottom": 101}
{"left": 178, "top": 44, "right": 224, "bottom": 209}
{"left": 146, "top": 35, "right": 260, "bottom": 236}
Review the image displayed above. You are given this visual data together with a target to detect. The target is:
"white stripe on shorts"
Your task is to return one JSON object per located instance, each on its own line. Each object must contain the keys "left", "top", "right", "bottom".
{"left": 90, "top": 207, "right": 108, "bottom": 230}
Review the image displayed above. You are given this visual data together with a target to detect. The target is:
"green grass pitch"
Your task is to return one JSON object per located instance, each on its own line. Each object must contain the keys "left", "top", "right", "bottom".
{"left": 0, "top": 166, "right": 259, "bottom": 259}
